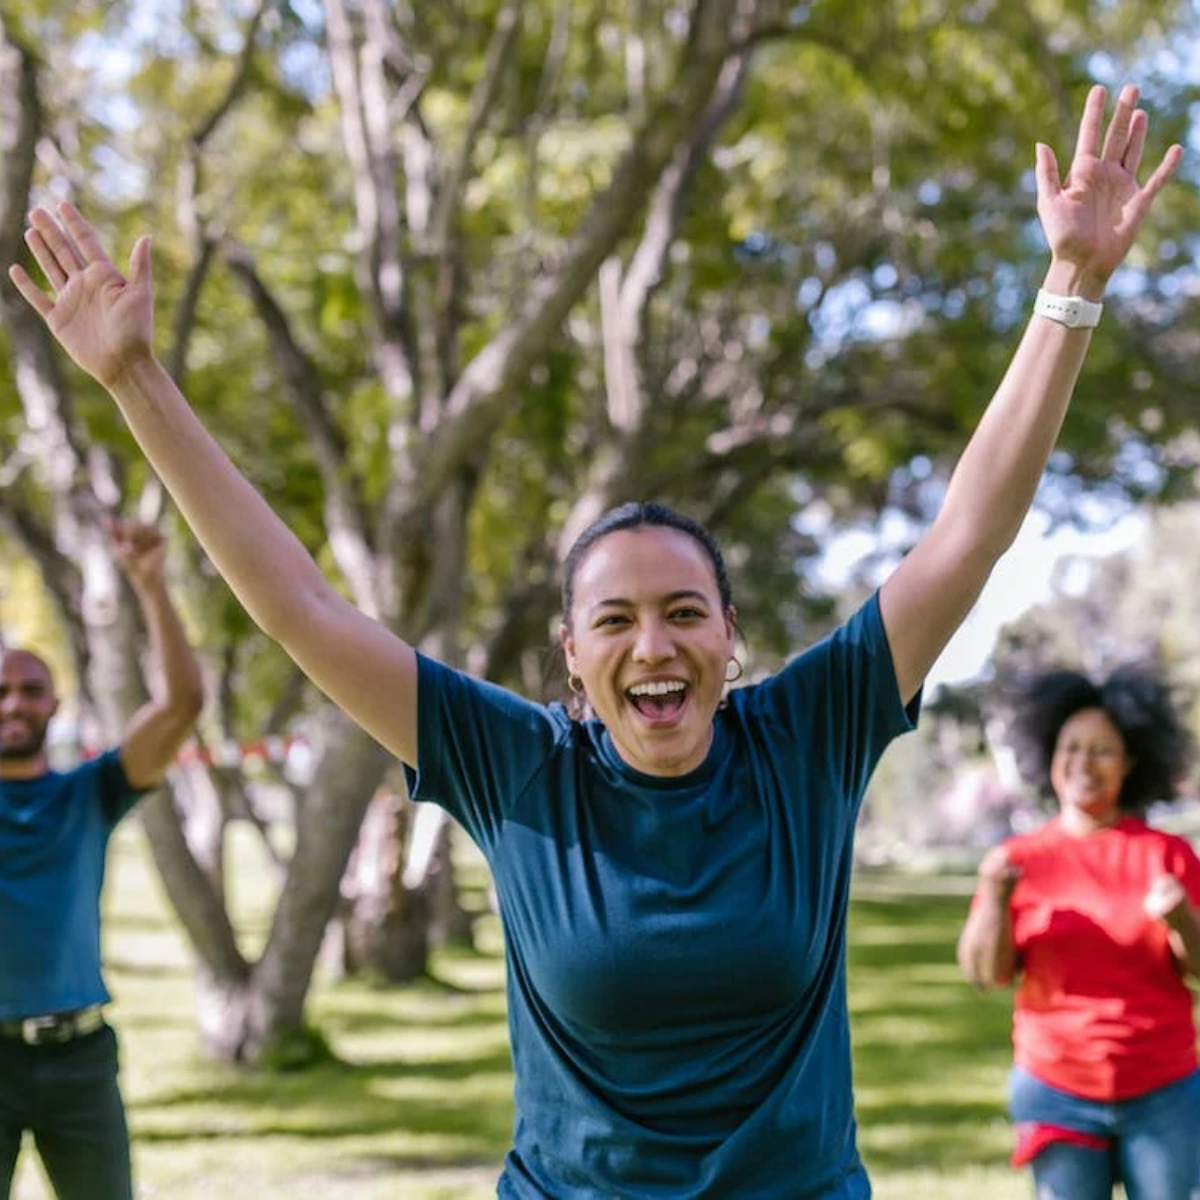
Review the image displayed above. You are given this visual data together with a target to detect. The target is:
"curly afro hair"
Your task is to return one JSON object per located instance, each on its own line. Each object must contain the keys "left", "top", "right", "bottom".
{"left": 1006, "top": 666, "right": 1194, "bottom": 812}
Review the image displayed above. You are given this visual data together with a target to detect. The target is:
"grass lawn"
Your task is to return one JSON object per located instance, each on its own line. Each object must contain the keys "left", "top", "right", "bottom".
{"left": 12, "top": 830, "right": 1051, "bottom": 1199}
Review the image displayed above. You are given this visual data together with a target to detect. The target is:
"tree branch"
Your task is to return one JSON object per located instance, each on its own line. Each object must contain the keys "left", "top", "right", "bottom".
{"left": 324, "top": 0, "right": 416, "bottom": 402}
{"left": 602, "top": 47, "right": 755, "bottom": 431}
{"left": 400, "top": 0, "right": 764, "bottom": 514}
{"left": 223, "top": 242, "right": 382, "bottom": 616}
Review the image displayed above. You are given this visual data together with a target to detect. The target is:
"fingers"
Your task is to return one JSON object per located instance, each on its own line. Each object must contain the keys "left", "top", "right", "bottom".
{"left": 1142, "top": 142, "right": 1184, "bottom": 199}
{"left": 1072, "top": 84, "right": 1108, "bottom": 163}
{"left": 1122, "top": 108, "right": 1148, "bottom": 175}
{"left": 58, "top": 202, "right": 114, "bottom": 268}
{"left": 1034, "top": 142, "right": 1061, "bottom": 201}
{"left": 6, "top": 264, "right": 54, "bottom": 319}
{"left": 1099, "top": 83, "right": 1139, "bottom": 163}
{"left": 27, "top": 207, "right": 84, "bottom": 282}
{"left": 128, "top": 236, "right": 153, "bottom": 287}
{"left": 104, "top": 515, "right": 162, "bottom": 551}
{"left": 12, "top": 204, "right": 121, "bottom": 303}
{"left": 1128, "top": 142, "right": 1184, "bottom": 226}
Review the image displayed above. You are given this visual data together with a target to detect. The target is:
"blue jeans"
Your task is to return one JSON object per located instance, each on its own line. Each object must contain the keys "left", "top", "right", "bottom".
{"left": 1009, "top": 1066, "right": 1200, "bottom": 1200}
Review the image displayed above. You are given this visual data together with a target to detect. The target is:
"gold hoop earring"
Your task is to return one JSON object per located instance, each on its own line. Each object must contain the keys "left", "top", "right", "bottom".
{"left": 568, "top": 674, "right": 584, "bottom": 695}
{"left": 725, "top": 656, "right": 744, "bottom": 684}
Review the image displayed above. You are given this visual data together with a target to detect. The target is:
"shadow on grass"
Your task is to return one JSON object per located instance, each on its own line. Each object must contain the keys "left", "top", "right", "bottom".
{"left": 326, "top": 1004, "right": 505, "bottom": 1036}
{"left": 109, "top": 864, "right": 1051, "bottom": 1193}
{"left": 128, "top": 1044, "right": 515, "bottom": 1150}
{"left": 849, "top": 879, "right": 1016, "bottom": 1176}
{"left": 104, "top": 957, "right": 192, "bottom": 980}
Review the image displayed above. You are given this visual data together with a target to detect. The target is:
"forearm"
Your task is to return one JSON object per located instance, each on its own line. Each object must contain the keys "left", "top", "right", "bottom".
{"left": 130, "top": 577, "right": 204, "bottom": 718}
{"left": 936, "top": 260, "right": 1101, "bottom": 561}
{"left": 1166, "top": 904, "right": 1200, "bottom": 977}
{"left": 957, "top": 894, "right": 1017, "bottom": 988}
{"left": 109, "top": 354, "right": 334, "bottom": 642}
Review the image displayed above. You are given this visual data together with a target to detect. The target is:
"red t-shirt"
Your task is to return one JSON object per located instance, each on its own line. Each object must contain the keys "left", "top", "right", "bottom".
{"left": 1001, "top": 815, "right": 1200, "bottom": 1100}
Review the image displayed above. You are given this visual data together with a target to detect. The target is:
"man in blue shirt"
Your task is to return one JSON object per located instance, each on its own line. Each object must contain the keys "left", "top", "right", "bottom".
{"left": 0, "top": 518, "right": 204, "bottom": 1200}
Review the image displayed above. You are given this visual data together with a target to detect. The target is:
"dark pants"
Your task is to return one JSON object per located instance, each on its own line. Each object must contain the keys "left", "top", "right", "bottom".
{"left": 0, "top": 1024, "right": 132, "bottom": 1200}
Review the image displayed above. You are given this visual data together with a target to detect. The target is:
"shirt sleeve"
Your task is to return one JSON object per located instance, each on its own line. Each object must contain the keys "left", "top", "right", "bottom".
{"left": 93, "top": 747, "right": 151, "bottom": 827}
{"left": 742, "top": 592, "right": 920, "bottom": 808}
{"left": 403, "top": 652, "right": 570, "bottom": 849}
{"left": 1165, "top": 835, "right": 1200, "bottom": 907}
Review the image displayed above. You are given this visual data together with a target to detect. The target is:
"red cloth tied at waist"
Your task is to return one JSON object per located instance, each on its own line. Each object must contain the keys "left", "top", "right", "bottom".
{"left": 1012, "top": 1122, "right": 1111, "bottom": 1167}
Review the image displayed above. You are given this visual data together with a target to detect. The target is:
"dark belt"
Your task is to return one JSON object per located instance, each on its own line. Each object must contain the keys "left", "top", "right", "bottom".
{"left": 0, "top": 1005, "right": 106, "bottom": 1045}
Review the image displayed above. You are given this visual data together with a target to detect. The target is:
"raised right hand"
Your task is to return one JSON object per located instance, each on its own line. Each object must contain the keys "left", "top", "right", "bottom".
{"left": 7, "top": 203, "right": 155, "bottom": 390}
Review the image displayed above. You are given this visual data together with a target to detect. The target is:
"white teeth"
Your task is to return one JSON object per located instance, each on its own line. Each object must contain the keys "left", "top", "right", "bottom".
{"left": 628, "top": 680, "right": 686, "bottom": 697}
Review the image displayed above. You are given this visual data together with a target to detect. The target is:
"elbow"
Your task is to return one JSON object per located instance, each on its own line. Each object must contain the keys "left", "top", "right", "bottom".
{"left": 959, "top": 957, "right": 1013, "bottom": 991}
{"left": 957, "top": 950, "right": 985, "bottom": 989}
{"left": 180, "top": 681, "right": 206, "bottom": 725}
{"left": 250, "top": 572, "right": 341, "bottom": 648}
{"left": 164, "top": 670, "right": 205, "bottom": 732}
{"left": 957, "top": 940, "right": 1012, "bottom": 990}
{"left": 935, "top": 512, "right": 1018, "bottom": 581}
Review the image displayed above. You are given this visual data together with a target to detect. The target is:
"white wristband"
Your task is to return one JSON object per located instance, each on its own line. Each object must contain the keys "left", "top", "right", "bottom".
{"left": 1033, "top": 288, "right": 1103, "bottom": 329}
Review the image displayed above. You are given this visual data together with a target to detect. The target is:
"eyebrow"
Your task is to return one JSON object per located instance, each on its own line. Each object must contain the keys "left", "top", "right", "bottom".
{"left": 587, "top": 589, "right": 712, "bottom": 615}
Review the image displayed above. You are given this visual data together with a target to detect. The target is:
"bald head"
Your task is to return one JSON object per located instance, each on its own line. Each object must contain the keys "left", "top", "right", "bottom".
{"left": 0, "top": 649, "right": 54, "bottom": 683}
{"left": 0, "top": 649, "right": 59, "bottom": 772}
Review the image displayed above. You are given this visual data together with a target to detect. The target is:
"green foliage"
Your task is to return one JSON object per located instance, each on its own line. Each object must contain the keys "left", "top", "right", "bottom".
{"left": 3, "top": 0, "right": 1200, "bottom": 740}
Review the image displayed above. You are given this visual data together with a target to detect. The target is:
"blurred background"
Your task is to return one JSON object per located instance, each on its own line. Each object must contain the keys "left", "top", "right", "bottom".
{"left": 1, "top": 0, "right": 1199, "bottom": 1195}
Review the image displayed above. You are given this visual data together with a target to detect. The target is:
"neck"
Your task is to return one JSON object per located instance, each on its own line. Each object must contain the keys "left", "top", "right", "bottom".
{"left": 1060, "top": 805, "right": 1123, "bottom": 836}
{"left": 0, "top": 753, "right": 49, "bottom": 781}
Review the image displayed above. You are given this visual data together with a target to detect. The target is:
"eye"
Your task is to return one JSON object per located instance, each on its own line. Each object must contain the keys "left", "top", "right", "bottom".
{"left": 593, "top": 614, "right": 630, "bottom": 629}
{"left": 669, "top": 606, "right": 705, "bottom": 621}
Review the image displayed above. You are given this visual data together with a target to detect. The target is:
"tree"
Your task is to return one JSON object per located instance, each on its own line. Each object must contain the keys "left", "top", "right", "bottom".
{"left": 1, "top": 0, "right": 1198, "bottom": 1062}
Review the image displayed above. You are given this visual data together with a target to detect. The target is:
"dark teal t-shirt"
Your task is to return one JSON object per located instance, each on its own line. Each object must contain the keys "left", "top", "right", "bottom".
{"left": 407, "top": 594, "right": 918, "bottom": 1198}
{"left": 0, "top": 749, "right": 144, "bottom": 1019}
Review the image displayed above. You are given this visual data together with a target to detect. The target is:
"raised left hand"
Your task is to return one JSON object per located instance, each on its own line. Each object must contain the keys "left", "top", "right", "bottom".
{"left": 105, "top": 516, "right": 168, "bottom": 594}
{"left": 1036, "top": 84, "right": 1183, "bottom": 297}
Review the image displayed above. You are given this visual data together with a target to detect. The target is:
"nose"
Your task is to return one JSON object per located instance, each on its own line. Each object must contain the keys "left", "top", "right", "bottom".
{"left": 632, "top": 618, "right": 676, "bottom": 664}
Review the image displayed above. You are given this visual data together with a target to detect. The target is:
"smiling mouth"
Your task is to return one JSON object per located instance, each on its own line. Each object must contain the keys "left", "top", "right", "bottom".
{"left": 627, "top": 682, "right": 689, "bottom": 721}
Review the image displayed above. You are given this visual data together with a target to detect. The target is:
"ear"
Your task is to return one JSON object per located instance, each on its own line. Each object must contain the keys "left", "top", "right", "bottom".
{"left": 559, "top": 622, "right": 576, "bottom": 674}
{"left": 723, "top": 606, "right": 738, "bottom": 648}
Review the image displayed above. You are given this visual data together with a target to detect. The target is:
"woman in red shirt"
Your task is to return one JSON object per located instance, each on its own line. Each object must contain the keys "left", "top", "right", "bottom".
{"left": 958, "top": 667, "right": 1200, "bottom": 1199}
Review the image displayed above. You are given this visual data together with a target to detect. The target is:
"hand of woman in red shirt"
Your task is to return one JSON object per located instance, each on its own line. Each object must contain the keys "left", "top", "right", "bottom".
{"left": 1144, "top": 873, "right": 1188, "bottom": 923}
{"left": 1145, "top": 873, "right": 1200, "bottom": 977}
{"left": 979, "top": 844, "right": 1023, "bottom": 901}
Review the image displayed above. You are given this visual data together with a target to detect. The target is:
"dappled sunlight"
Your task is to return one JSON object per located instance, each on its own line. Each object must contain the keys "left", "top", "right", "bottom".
{"left": 17, "top": 829, "right": 1147, "bottom": 1198}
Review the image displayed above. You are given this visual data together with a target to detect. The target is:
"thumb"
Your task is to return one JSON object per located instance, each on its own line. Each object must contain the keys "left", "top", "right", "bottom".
{"left": 128, "top": 236, "right": 153, "bottom": 286}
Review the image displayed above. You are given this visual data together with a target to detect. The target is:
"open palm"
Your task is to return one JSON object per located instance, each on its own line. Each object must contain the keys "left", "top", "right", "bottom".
{"left": 1036, "top": 85, "right": 1182, "bottom": 291}
{"left": 8, "top": 204, "right": 155, "bottom": 390}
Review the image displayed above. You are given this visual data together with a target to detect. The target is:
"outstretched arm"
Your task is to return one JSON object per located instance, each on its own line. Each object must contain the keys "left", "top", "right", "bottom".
{"left": 9, "top": 206, "right": 420, "bottom": 766}
{"left": 107, "top": 517, "right": 205, "bottom": 788}
{"left": 881, "top": 84, "right": 1182, "bottom": 704}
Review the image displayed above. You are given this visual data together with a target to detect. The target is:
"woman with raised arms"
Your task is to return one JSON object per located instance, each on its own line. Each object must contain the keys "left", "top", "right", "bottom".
{"left": 9, "top": 84, "right": 1181, "bottom": 1199}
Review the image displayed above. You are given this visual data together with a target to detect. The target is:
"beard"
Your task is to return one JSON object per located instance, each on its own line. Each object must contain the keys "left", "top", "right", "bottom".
{"left": 0, "top": 721, "right": 49, "bottom": 761}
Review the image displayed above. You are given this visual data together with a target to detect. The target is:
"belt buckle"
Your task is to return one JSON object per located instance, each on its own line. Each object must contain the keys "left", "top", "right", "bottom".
{"left": 21, "top": 1015, "right": 65, "bottom": 1045}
